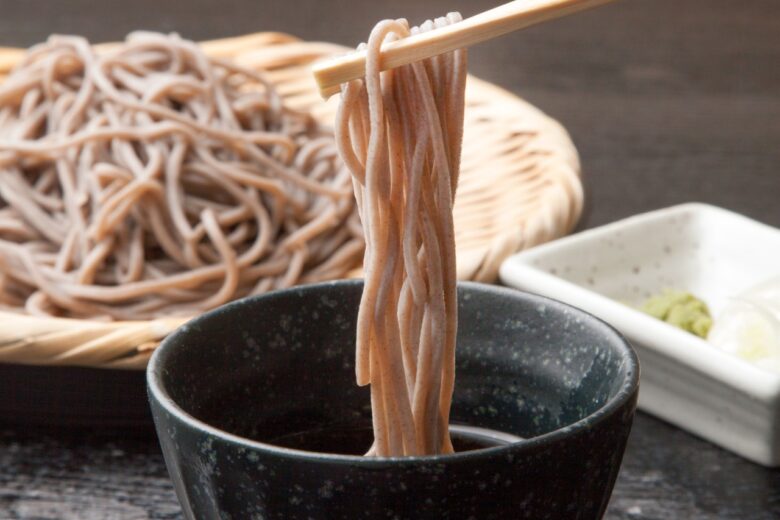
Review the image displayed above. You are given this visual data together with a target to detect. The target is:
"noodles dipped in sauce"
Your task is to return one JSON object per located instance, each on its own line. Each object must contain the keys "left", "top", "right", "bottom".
{"left": 335, "top": 14, "right": 467, "bottom": 456}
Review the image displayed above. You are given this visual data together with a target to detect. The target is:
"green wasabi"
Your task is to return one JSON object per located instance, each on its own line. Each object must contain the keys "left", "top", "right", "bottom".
{"left": 641, "top": 290, "right": 712, "bottom": 338}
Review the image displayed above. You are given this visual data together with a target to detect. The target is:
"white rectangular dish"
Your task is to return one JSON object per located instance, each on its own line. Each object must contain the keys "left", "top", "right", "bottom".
{"left": 499, "top": 203, "right": 780, "bottom": 466}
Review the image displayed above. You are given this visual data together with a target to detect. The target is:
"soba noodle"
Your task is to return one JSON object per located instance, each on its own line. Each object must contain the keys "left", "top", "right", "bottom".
{"left": 336, "top": 14, "right": 467, "bottom": 456}
{"left": 0, "top": 32, "right": 362, "bottom": 320}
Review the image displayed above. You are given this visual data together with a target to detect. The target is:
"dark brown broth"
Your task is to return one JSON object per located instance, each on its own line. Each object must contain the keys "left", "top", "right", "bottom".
{"left": 268, "top": 422, "right": 518, "bottom": 455}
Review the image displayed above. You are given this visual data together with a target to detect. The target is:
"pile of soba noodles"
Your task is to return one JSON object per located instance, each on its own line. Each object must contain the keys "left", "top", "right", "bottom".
{"left": 0, "top": 32, "right": 362, "bottom": 320}
{"left": 336, "top": 14, "right": 466, "bottom": 456}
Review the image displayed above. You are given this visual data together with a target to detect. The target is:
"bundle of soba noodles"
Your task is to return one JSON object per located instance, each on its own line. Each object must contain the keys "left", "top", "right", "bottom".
{"left": 0, "top": 32, "right": 363, "bottom": 320}
{"left": 336, "top": 14, "right": 466, "bottom": 456}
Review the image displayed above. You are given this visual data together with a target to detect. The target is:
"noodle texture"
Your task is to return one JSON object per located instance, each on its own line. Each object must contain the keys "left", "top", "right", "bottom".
{"left": 336, "top": 14, "right": 467, "bottom": 456}
{"left": 0, "top": 32, "right": 362, "bottom": 320}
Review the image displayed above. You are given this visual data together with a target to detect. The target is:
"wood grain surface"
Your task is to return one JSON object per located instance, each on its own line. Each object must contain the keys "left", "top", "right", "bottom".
{"left": 0, "top": 0, "right": 779, "bottom": 518}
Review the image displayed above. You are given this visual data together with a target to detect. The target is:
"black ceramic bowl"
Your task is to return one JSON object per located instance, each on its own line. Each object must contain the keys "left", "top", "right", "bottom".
{"left": 148, "top": 280, "right": 639, "bottom": 520}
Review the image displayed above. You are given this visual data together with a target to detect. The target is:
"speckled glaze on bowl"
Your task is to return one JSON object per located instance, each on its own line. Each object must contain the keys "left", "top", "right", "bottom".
{"left": 147, "top": 281, "right": 639, "bottom": 520}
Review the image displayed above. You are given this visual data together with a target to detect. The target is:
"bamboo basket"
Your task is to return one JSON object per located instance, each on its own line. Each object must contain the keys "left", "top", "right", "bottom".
{"left": 0, "top": 32, "right": 583, "bottom": 369}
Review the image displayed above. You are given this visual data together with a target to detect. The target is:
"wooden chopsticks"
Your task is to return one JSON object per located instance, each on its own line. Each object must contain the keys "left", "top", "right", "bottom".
{"left": 312, "top": 0, "right": 618, "bottom": 98}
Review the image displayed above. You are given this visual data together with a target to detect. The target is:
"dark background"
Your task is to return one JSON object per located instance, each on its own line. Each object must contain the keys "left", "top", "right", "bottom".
{"left": 1, "top": 0, "right": 779, "bottom": 518}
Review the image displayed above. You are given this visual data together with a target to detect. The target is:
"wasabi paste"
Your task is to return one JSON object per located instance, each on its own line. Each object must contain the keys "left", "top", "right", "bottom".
{"left": 641, "top": 290, "right": 712, "bottom": 338}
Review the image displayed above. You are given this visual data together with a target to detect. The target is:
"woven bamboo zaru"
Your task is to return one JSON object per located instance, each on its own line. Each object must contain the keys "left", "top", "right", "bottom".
{"left": 0, "top": 32, "right": 583, "bottom": 369}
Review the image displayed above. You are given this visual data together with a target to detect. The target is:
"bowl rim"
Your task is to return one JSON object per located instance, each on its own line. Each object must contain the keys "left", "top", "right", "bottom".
{"left": 147, "top": 280, "right": 640, "bottom": 466}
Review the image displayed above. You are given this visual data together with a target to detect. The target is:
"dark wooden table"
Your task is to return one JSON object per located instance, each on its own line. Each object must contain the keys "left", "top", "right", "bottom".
{"left": 1, "top": 0, "right": 779, "bottom": 518}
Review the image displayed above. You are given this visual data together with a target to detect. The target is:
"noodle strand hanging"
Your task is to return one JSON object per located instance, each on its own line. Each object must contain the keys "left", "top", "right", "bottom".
{"left": 336, "top": 14, "right": 467, "bottom": 457}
